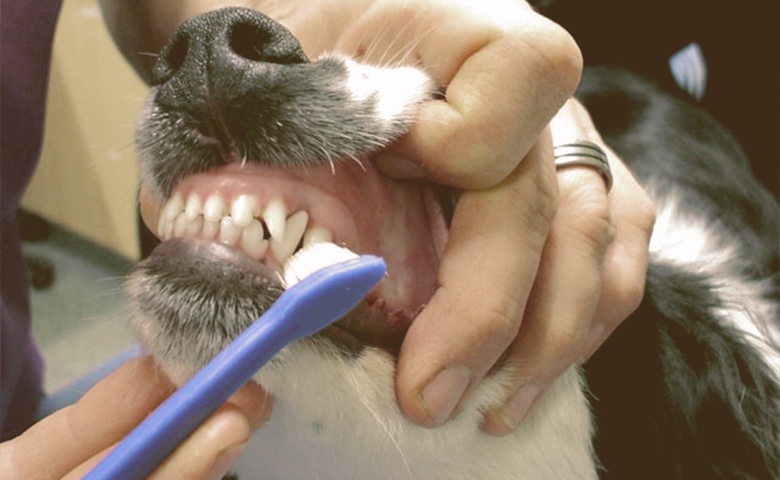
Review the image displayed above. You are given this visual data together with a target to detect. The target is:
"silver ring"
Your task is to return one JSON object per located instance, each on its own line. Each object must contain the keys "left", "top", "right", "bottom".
{"left": 553, "top": 141, "right": 613, "bottom": 192}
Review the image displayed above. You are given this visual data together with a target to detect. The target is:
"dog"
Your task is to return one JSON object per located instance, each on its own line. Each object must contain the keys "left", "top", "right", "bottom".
{"left": 126, "top": 7, "right": 780, "bottom": 479}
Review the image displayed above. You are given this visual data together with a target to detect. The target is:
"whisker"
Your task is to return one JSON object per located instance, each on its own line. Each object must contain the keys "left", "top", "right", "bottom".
{"left": 348, "top": 372, "right": 412, "bottom": 478}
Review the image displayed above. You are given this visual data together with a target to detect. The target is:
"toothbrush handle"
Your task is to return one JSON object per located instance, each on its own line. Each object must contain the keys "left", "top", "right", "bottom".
{"left": 84, "top": 255, "right": 385, "bottom": 480}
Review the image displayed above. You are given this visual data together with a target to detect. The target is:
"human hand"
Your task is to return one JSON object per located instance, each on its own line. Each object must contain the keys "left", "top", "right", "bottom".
{"left": 0, "top": 356, "right": 271, "bottom": 480}
{"left": 475, "top": 99, "right": 656, "bottom": 434}
{"left": 97, "top": 0, "right": 654, "bottom": 435}
{"left": 328, "top": 1, "right": 655, "bottom": 434}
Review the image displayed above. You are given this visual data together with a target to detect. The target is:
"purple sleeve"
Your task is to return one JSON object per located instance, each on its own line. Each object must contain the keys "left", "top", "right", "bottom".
{"left": 1, "top": 0, "right": 64, "bottom": 440}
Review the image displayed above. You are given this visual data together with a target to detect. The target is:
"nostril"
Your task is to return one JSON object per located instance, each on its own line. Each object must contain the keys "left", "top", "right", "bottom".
{"left": 167, "top": 36, "right": 190, "bottom": 74}
{"left": 229, "top": 22, "right": 271, "bottom": 62}
{"left": 227, "top": 19, "right": 308, "bottom": 65}
{"left": 151, "top": 34, "right": 189, "bottom": 86}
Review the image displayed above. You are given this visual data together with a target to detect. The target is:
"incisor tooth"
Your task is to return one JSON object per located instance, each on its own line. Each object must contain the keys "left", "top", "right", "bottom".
{"left": 184, "top": 193, "right": 202, "bottom": 220}
{"left": 271, "top": 210, "right": 308, "bottom": 263}
{"left": 231, "top": 194, "right": 259, "bottom": 228}
{"left": 219, "top": 217, "right": 241, "bottom": 245}
{"left": 202, "top": 219, "right": 219, "bottom": 239}
{"left": 204, "top": 195, "right": 227, "bottom": 223}
{"left": 263, "top": 197, "right": 287, "bottom": 240}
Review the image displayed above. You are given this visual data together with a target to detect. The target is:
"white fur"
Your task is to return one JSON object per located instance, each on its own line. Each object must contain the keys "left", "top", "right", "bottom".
{"left": 343, "top": 57, "right": 435, "bottom": 127}
{"left": 232, "top": 342, "right": 597, "bottom": 479}
{"left": 650, "top": 195, "right": 780, "bottom": 379}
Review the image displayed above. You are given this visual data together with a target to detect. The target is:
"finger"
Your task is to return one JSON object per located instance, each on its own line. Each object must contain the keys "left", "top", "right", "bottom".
{"left": 0, "top": 357, "right": 174, "bottom": 480}
{"left": 581, "top": 147, "right": 655, "bottom": 359}
{"left": 339, "top": 0, "right": 581, "bottom": 188}
{"left": 548, "top": 98, "right": 655, "bottom": 360}
{"left": 480, "top": 151, "right": 613, "bottom": 435}
{"left": 395, "top": 131, "right": 559, "bottom": 427}
{"left": 480, "top": 98, "right": 654, "bottom": 434}
{"left": 63, "top": 382, "right": 272, "bottom": 480}
{"left": 147, "top": 382, "right": 272, "bottom": 480}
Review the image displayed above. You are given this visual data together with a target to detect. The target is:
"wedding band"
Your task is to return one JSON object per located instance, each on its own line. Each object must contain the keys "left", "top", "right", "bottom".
{"left": 553, "top": 141, "right": 613, "bottom": 192}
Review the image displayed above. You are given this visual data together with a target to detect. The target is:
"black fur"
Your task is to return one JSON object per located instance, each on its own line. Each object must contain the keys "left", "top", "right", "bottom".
{"left": 579, "top": 67, "right": 780, "bottom": 479}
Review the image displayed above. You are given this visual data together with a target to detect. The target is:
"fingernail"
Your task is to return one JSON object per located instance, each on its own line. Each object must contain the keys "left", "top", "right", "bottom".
{"left": 207, "top": 443, "right": 246, "bottom": 480}
{"left": 374, "top": 153, "right": 426, "bottom": 179}
{"left": 499, "top": 384, "right": 541, "bottom": 431}
{"left": 419, "top": 366, "right": 471, "bottom": 426}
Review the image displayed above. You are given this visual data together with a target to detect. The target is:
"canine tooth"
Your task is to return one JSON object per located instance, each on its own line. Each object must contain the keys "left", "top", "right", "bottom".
{"left": 219, "top": 216, "right": 241, "bottom": 245}
{"left": 202, "top": 219, "right": 219, "bottom": 239}
{"left": 303, "top": 226, "right": 334, "bottom": 246}
{"left": 230, "top": 194, "right": 259, "bottom": 228}
{"left": 263, "top": 197, "right": 287, "bottom": 240}
{"left": 242, "top": 219, "right": 269, "bottom": 259}
{"left": 184, "top": 193, "right": 202, "bottom": 220}
{"left": 271, "top": 210, "right": 308, "bottom": 263}
{"left": 203, "top": 195, "right": 227, "bottom": 223}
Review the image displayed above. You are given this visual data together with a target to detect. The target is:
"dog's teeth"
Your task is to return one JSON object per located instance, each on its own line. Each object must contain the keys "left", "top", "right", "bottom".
{"left": 271, "top": 210, "right": 308, "bottom": 263}
{"left": 303, "top": 226, "right": 334, "bottom": 246}
{"left": 219, "top": 216, "right": 242, "bottom": 245}
{"left": 242, "top": 219, "right": 269, "bottom": 259}
{"left": 202, "top": 219, "right": 219, "bottom": 239}
{"left": 166, "top": 191, "right": 185, "bottom": 216}
{"left": 231, "top": 194, "right": 259, "bottom": 228}
{"left": 159, "top": 191, "right": 184, "bottom": 239}
{"left": 263, "top": 197, "right": 287, "bottom": 241}
{"left": 173, "top": 213, "right": 190, "bottom": 238}
{"left": 156, "top": 191, "right": 325, "bottom": 267}
{"left": 185, "top": 215, "right": 204, "bottom": 237}
{"left": 204, "top": 194, "right": 227, "bottom": 223}
{"left": 184, "top": 193, "right": 202, "bottom": 221}
{"left": 158, "top": 215, "right": 173, "bottom": 241}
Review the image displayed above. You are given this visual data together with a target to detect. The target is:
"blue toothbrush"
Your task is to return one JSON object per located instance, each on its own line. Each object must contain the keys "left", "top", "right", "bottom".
{"left": 84, "top": 255, "right": 386, "bottom": 480}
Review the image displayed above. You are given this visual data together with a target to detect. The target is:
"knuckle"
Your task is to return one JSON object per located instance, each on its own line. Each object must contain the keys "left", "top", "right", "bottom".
{"left": 522, "top": 19, "right": 583, "bottom": 100}
{"left": 613, "top": 269, "right": 647, "bottom": 319}
{"left": 623, "top": 279, "right": 647, "bottom": 315}
{"left": 545, "top": 320, "right": 589, "bottom": 363}
{"left": 434, "top": 131, "right": 509, "bottom": 189}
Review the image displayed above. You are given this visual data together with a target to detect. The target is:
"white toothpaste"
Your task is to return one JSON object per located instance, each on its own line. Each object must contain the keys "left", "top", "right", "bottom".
{"left": 282, "top": 242, "right": 360, "bottom": 288}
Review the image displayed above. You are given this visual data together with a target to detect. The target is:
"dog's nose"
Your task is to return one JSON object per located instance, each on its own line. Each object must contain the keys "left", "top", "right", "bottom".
{"left": 151, "top": 7, "right": 308, "bottom": 108}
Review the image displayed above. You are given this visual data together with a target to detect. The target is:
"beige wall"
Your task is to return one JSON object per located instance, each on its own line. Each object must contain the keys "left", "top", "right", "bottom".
{"left": 22, "top": 0, "right": 149, "bottom": 260}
